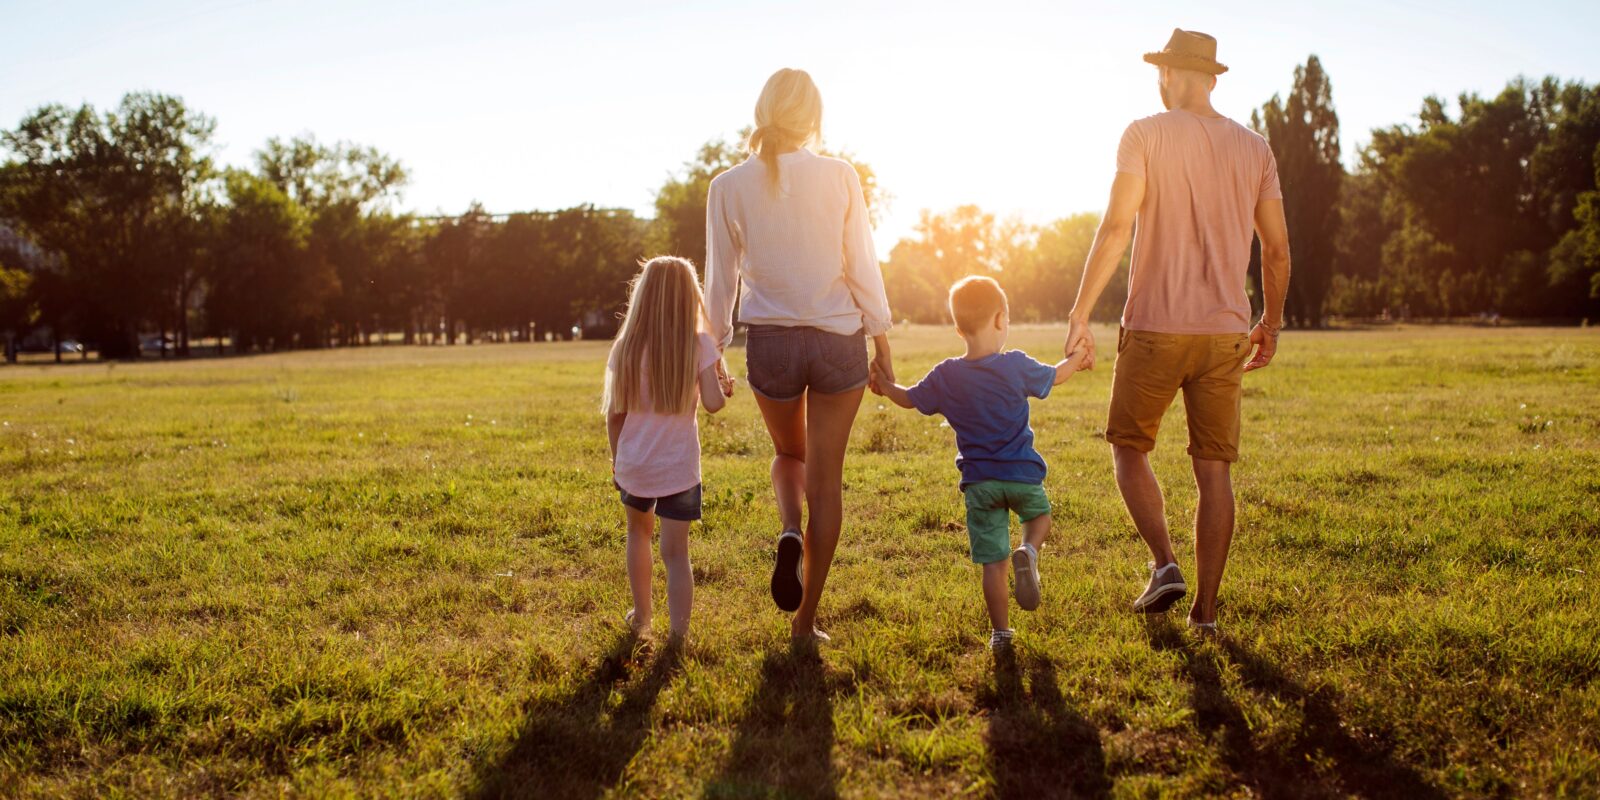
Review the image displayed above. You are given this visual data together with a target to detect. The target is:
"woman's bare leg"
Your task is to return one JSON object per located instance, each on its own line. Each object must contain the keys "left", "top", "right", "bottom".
{"left": 792, "top": 387, "right": 863, "bottom": 637}
{"left": 754, "top": 393, "right": 806, "bottom": 533}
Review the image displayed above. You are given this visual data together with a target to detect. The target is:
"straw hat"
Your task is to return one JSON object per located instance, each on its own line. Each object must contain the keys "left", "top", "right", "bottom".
{"left": 1143, "top": 29, "right": 1229, "bottom": 75}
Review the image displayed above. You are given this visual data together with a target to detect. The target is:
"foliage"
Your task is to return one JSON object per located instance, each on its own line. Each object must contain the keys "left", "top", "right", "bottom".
{"left": 1252, "top": 55, "right": 1343, "bottom": 328}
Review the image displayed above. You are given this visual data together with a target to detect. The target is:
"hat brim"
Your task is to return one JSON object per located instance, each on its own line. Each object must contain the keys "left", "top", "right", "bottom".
{"left": 1143, "top": 52, "right": 1228, "bottom": 75}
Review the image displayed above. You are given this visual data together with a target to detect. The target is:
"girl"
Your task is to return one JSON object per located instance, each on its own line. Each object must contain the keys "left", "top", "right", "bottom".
{"left": 603, "top": 256, "right": 734, "bottom": 641}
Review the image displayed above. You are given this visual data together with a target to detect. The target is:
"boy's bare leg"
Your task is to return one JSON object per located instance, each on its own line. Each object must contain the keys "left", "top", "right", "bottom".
{"left": 1189, "top": 457, "right": 1235, "bottom": 625}
{"left": 624, "top": 506, "right": 656, "bottom": 629}
{"left": 1022, "top": 512, "right": 1050, "bottom": 552}
{"left": 982, "top": 561, "right": 1010, "bottom": 631}
{"left": 1114, "top": 445, "right": 1177, "bottom": 567}
{"left": 658, "top": 517, "right": 694, "bottom": 637}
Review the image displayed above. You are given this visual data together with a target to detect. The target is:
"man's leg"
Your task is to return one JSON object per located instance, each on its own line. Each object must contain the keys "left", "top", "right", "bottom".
{"left": 1189, "top": 457, "right": 1234, "bottom": 625}
{"left": 1114, "top": 445, "right": 1176, "bottom": 567}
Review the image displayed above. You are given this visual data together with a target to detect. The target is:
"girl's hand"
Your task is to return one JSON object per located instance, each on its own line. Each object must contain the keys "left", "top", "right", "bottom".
{"left": 715, "top": 359, "right": 736, "bottom": 397}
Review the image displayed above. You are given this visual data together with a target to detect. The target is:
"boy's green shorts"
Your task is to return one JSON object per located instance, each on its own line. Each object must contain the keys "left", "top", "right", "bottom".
{"left": 962, "top": 480, "right": 1051, "bottom": 564}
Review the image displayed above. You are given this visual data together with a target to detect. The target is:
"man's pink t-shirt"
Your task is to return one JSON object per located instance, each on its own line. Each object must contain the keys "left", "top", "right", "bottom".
{"left": 1116, "top": 109, "right": 1283, "bottom": 334}
{"left": 610, "top": 331, "right": 720, "bottom": 498}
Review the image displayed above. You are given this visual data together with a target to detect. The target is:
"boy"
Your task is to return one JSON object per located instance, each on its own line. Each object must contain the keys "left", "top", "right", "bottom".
{"left": 870, "top": 276, "right": 1083, "bottom": 650}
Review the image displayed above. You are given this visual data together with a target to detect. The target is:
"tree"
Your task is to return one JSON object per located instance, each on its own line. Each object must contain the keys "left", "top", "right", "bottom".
{"left": 0, "top": 262, "right": 33, "bottom": 362}
{"left": 206, "top": 170, "right": 323, "bottom": 351}
{"left": 1012, "top": 213, "right": 1128, "bottom": 323}
{"left": 0, "top": 93, "right": 216, "bottom": 358}
{"left": 881, "top": 206, "right": 1030, "bottom": 324}
{"left": 1253, "top": 55, "right": 1342, "bottom": 327}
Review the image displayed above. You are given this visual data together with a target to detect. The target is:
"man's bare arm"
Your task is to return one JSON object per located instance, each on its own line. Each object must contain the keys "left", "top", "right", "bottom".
{"left": 1066, "top": 171, "right": 1146, "bottom": 370}
{"left": 1247, "top": 198, "right": 1291, "bottom": 372}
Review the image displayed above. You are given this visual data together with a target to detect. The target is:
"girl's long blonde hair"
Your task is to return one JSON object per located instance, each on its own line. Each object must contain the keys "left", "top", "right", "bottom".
{"left": 747, "top": 68, "right": 823, "bottom": 196}
{"left": 602, "top": 256, "right": 706, "bottom": 416}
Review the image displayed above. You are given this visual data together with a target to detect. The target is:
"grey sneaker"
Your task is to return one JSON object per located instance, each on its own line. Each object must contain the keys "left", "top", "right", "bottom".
{"left": 1133, "top": 562, "right": 1186, "bottom": 613}
{"left": 1012, "top": 544, "right": 1041, "bottom": 611}
{"left": 989, "top": 628, "right": 1016, "bottom": 651}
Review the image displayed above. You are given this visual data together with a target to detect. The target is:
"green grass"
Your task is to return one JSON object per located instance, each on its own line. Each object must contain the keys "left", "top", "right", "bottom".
{"left": 1, "top": 324, "right": 1597, "bottom": 798}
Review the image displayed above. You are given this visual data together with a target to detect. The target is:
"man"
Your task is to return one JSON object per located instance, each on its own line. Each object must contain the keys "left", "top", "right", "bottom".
{"left": 1064, "top": 29, "right": 1291, "bottom": 633}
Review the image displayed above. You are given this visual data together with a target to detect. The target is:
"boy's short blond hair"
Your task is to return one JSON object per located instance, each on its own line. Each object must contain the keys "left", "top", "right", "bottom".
{"left": 949, "top": 275, "right": 1007, "bottom": 335}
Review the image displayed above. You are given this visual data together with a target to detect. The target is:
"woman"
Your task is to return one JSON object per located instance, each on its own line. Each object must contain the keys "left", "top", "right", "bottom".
{"left": 705, "top": 68, "right": 894, "bottom": 643}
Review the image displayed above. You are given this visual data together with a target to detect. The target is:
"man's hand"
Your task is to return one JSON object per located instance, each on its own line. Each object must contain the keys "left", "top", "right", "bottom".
{"left": 1244, "top": 322, "right": 1279, "bottom": 372}
{"left": 1065, "top": 318, "right": 1097, "bottom": 371}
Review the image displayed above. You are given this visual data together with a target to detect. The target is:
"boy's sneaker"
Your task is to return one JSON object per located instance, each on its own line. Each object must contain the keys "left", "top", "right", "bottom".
{"left": 771, "top": 530, "right": 804, "bottom": 612}
{"left": 1133, "top": 562, "right": 1186, "bottom": 613}
{"left": 1012, "top": 544, "right": 1042, "bottom": 611}
{"left": 989, "top": 628, "right": 1015, "bottom": 651}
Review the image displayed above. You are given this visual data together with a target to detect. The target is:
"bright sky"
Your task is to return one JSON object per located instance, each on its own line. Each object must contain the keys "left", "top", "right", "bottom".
{"left": 5, "top": 0, "right": 1598, "bottom": 253}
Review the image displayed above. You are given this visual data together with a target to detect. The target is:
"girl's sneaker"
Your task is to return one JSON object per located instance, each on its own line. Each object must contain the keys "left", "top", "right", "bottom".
{"left": 624, "top": 608, "right": 649, "bottom": 635}
{"left": 989, "top": 628, "right": 1015, "bottom": 651}
{"left": 771, "top": 529, "right": 804, "bottom": 612}
{"left": 1012, "top": 544, "right": 1041, "bottom": 611}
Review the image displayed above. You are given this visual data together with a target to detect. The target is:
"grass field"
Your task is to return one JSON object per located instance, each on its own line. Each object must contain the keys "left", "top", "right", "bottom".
{"left": 2, "top": 324, "right": 1598, "bottom": 798}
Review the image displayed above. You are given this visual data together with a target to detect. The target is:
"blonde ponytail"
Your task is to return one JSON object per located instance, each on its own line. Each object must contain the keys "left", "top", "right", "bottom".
{"left": 748, "top": 69, "right": 823, "bottom": 196}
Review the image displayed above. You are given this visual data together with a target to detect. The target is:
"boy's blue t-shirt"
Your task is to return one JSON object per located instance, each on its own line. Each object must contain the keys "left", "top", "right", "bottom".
{"left": 905, "top": 350, "right": 1056, "bottom": 488}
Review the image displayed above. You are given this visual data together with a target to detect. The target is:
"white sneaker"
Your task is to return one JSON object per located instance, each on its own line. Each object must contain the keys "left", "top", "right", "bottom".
{"left": 1012, "top": 544, "right": 1041, "bottom": 611}
{"left": 989, "top": 628, "right": 1015, "bottom": 651}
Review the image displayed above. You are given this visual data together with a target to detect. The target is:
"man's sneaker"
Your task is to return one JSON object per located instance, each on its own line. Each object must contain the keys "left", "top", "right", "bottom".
{"left": 771, "top": 530, "right": 804, "bottom": 612}
{"left": 989, "top": 629, "right": 1016, "bottom": 651}
{"left": 1133, "top": 562, "right": 1186, "bottom": 613}
{"left": 1012, "top": 544, "right": 1042, "bottom": 611}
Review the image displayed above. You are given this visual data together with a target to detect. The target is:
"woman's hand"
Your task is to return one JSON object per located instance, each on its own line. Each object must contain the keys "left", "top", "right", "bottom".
{"left": 715, "top": 358, "right": 736, "bottom": 397}
{"left": 870, "top": 334, "right": 894, "bottom": 393}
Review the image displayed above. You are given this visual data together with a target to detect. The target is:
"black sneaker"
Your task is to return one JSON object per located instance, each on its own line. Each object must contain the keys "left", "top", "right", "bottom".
{"left": 771, "top": 530, "right": 804, "bottom": 612}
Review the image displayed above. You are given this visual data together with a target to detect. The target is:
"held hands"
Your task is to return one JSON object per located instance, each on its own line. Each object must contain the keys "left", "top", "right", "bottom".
{"left": 714, "top": 358, "right": 736, "bottom": 397}
{"left": 867, "top": 360, "right": 888, "bottom": 396}
{"left": 1244, "top": 321, "right": 1280, "bottom": 372}
{"left": 1064, "top": 319, "right": 1096, "bottom": 372}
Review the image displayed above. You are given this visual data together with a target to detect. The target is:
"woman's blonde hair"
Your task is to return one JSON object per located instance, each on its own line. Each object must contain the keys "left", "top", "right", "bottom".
{"left": 747, "top": 68, "right": 823, "bottom": 195}
{"left": 602, "top": 256, "right": 706, "bottom": 416}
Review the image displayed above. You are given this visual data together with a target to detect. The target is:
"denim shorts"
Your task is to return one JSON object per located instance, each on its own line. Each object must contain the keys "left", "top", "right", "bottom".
{"left": 744, "top": 324, "right": 869, "bottom": 401}
{"left": 616, "top": 482, "right": 702, "bottom": 521}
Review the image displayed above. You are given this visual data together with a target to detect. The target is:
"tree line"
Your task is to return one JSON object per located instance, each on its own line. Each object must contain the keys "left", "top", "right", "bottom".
{"left": 3, "top": 60, "right": 1598, "bottom": 362}
{"left": 880, "top": 58, "right": 1600, "bottom": 328}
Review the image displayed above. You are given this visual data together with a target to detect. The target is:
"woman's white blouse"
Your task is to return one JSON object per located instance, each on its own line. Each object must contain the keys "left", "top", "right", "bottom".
{"left": 705, "top": 148, "right": 893, "bottom": 348}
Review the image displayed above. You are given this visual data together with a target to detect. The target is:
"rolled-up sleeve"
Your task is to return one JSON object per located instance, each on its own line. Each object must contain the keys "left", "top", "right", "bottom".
{"left": 840, "top": 165, "right": 893, "bottom": 337}
{"left": 704, "top": 177, "right": 741, "bottom": 349}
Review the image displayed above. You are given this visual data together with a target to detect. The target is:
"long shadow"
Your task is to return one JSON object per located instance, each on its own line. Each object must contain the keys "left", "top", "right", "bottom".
{"left": 982, "top": 648, "right": 1110, "bottom": 799}
{"left": 702, "top": 642, "right": 837, "bottom": 799}
{"left": 471, "top": 632, "right": 682, "bottom": 799}
{"left": 1143, "top": 618, "right": 1444, "bottom": 799}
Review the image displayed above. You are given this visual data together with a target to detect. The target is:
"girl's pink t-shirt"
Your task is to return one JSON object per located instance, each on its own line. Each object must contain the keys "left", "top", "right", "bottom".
{"left": 610, "top": 331, "right": 720, "bottom": 498}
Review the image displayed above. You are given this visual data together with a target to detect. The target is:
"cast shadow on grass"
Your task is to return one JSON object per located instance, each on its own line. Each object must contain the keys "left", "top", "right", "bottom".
{"left": 982, "top": 648, "right": 1111, "bottom": 800}
{"left": 1142, "top": 617, "right": 1444, "bottom": 799}
{"left": 702, "top": 641, "right": 837, "bottom": 799}
{"left": 469, "top": 631, "right": 682, "bottom": 799}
